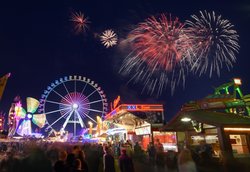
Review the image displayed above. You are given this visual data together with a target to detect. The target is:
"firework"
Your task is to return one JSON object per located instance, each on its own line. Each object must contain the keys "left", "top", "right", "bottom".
{"left": 120, "top": 14, "right": 193, "bottom": 96}
{"left": 185, "top": 11, "right": 240, "bottom": 77}
{"left": 70, "top": 11, "right": 90, "bottom": 34}
{"left": 100, "top": 29, "right": 118, "bottom": 48}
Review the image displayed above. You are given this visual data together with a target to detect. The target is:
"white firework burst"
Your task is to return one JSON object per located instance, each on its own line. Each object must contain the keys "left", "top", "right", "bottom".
{"left": 100, "top": 29, "right": 118, "bottom": 48}
{"left": 185, "top": 10, "right": 240, "bottom": 77}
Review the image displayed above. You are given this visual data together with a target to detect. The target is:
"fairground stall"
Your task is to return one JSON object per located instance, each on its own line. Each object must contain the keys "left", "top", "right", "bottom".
{"left": 104, "top": 102, "right": 177, "bottom": 151}
{"left": 162, "top": 78, "right": 250, "bottom": 160}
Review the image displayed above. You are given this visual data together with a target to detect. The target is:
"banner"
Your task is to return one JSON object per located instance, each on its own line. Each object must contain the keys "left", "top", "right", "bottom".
{"left": 0, "top": 73, "right": 11, "bottom": 100}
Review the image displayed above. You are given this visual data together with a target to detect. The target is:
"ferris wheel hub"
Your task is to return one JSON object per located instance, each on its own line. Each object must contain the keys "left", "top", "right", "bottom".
{"left": 72, "top": 103, "right": 79, "bottom": 110}
{"left": 27, "top": 113, "right": 33, "bottom": 119}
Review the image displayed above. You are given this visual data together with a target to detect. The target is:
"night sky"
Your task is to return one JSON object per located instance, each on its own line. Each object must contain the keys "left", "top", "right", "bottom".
{"left": 0, "top": 0, "right": 250, "bottom": 122}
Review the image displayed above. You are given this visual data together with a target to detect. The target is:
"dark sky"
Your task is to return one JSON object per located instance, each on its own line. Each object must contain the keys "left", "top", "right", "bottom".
{"left": 0, "top": 0, "right": 250, "bottom": 121}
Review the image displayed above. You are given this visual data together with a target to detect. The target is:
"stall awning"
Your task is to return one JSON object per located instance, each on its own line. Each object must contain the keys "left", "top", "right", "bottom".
{"left": 162, "top": 110, "right": 250, "bottom": 131}
{"left": 104, "top": 110, "right": 149, "bottom": 128}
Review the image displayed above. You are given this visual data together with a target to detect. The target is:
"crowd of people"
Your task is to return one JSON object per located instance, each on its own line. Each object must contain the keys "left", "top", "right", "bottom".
{"left": 0, "top": 138, "right": 224, "bottom": 172}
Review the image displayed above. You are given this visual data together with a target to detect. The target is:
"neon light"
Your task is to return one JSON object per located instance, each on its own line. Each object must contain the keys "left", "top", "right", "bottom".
{"left": 127, "top": 105, "right": 136, "bottom": 110}
{"left": 111, "top": 110, "right": 117, "bottom": 115}
{"left": 224, "top": 127, "right": 250, "bottom": 131}
{"left": 113, "top": 96, "right": 120, "bottom": 109}
{"left": 105, "top": 104, "right": 164, "bottom": 119}
{"left": 123, "top": 104, "right": 163, "bottom": 111}
{"left": 181, "top": 117, "right": 191, "bottom": 122}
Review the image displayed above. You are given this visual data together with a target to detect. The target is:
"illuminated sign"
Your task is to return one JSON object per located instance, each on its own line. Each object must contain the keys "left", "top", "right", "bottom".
{"left": 105, "top": 104, "right": 164, "bottom": 123}
{"left": 106, "top": 127, "right": 126, "bottom": 135}
{"left": 135, "top": 126, "right": 151, "bottom": 135}
{"left": 127, "top": 105, "right": 136, "bottom": 110}
{"left": 123, "top": 104, "right": 163, "bottom": 111}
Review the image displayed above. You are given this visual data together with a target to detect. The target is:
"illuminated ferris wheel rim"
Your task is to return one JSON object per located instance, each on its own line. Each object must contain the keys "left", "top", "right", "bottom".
{"left": 38, "top": 75, "right": 108, "bottom": 134}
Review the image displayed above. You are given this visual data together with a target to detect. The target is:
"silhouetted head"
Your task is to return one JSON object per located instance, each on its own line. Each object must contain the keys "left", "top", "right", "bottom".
{"left": 121, "top": 149, "right": 127, "bottom": 155}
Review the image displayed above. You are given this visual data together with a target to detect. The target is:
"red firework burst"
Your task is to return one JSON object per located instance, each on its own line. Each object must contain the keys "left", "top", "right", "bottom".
{"left": 70, "top": 11, "right": 90, "bottom": 34}
{"left": 128, "top": 14, "right": 191, "bottom": 71}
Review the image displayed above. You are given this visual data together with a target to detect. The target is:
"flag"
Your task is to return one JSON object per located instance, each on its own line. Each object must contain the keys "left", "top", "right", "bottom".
{"left": 0, "top": 73, "right": 11, "bottom": 101}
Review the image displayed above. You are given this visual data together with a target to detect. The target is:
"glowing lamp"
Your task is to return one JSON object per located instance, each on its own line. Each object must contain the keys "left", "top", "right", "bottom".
{"left": 181, "top": 117, "right": 191, "bottom": 122}
{"left": 224, "top": 127, "right": 250, "bottom": 131}
{"left": 233, "top": 78, "right": 242, "bottom": 85}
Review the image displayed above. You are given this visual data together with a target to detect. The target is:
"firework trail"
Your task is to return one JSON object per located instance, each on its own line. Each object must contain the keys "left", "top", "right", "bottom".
{"left": 100, "top": 29, "right": 118, "bottom": 48}
{"left": 70, "top": 11, "right": 90, "bottom": 34}
{"left": 185, "top": 11, "right": 240, "bottom": 77}
{"left": 119, "top": 14, "right": 194, "bottom": 96}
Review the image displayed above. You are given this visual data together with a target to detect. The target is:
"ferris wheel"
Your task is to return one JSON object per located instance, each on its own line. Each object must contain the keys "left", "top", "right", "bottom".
{"left": 38, "top": 75, "right": 108, "bottom": 136}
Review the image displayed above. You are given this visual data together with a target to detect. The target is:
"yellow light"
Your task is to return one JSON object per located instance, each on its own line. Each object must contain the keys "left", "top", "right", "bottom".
{"left": 88, "top": 121, "right": 93, "bottom": 126}
{"left": 181, "top": 117, "right": 191, "bottom": 122}
{"left": 233, "top": 78, "right": 242, "bottom": 85}
{"left": 224, "top": 127, "right": 250, "bottom": 131}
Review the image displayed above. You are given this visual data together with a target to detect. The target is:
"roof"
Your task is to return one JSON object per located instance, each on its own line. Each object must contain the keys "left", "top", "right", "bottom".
{"left": 104, "top": 104, "right": 164, "bottom": 127}
{"left": 162, "top": 110, "right": 250, "bottom": 131}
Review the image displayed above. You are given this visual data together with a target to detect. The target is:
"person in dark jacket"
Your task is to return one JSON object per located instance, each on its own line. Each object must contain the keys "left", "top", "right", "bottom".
{"left": 119, "top": 149, "right": 134, "bottom": 172}
{"left": 74, "top": 150, "right": 89, "bottom": 172}
{"left": 54, "top": 150, "right": 68, "bottom": 172}
{"left": 103, "top": 146, "right": 115, "bottom": 172}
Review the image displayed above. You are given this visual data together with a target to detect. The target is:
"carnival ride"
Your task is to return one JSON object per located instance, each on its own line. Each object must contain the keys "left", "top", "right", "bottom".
{"left": 182, "top": 78, "right": 250, "bottom": 115}
{"left": 38, "top": 75, "right": 108, "bottom": 137}
{"left": 7, "top": 96, "right": 21, "bottom": 138}
{"left": 14, "top": 97, "right": 46, "bottom": 137}
{"left": 0, "top": 113, "right": 4, "bottom": 132}
{"left": 180, "top": 78, "right": 250, "bottom": 132}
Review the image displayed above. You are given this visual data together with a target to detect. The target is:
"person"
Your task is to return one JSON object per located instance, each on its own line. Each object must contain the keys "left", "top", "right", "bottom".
{"left": 119, "top": 149, "right": 134, "bottom": 172}
{"left": 21, "top": 147, "right": 53, "bottom": 172}
{"left": 165, "top": 150, "right": 177, "bottom": 171}
{"left": 73, "top": 158, "right": 84, "bottom": 172}
{"left": 155, "top": 139, "right": 165, "bottom": 170}
{"left": 198, "top": 140, "right": 213, "bottom": 160}
{"left": 103, "top": 146, "right": 115, "bottom": 172}
{"left": 121, "top": 142, "right": 133, "bottom": 158}
{"left": 66, "top": 153, "right": 76, "bottom": 172}
{"left": 133, "top": 142, "right": 143, "bottom": 160}
{"left": 72, "top": 145, "right": 81, "bottom": 155}
{"left": 54, "top": 150, "right": 68, "bottom": 172}
{"left": 178, "top": 148, "right": 197, "bottom": 172}
{"left": 147, "top": 142, "right": 156, "bottom": 165}
{"left": 134, "top": 142, "right": 142, "bottom": 154}
{"left": 0, "top": 149, "right": 21, "bottom": 172}
{"left": 75, "top": 149, "right": 89, "bottom": 172}
{"left": 114, "top": 142, "right": 121, "bottom": 158}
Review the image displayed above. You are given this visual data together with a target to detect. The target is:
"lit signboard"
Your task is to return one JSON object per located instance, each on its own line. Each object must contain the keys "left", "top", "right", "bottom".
{"left": 135, "top": 126, "right": 151, "bottom": 135}
{"left": 105, "top": 104, "right": 164, "bottom": 126}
